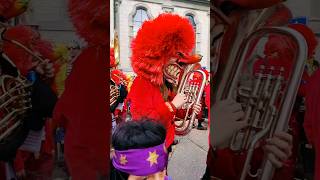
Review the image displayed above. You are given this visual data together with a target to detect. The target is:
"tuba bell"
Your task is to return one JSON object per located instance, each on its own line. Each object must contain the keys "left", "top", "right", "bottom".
{"left": 174, "top": 64, "right": 207, "bottom": 136}
{"left": 212, "top": 5, "right": 308, "bottom": 180}
{"left": 0, "top": 74, "right": 32, "bottom": 142}
{"left": 0, "top": 54, "right": 32, "bottom": 146}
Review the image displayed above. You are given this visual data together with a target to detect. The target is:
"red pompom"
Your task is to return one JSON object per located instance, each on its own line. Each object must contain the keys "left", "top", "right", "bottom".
{"left": 68, "top": 0, "right": 108, "bottom": 45}
{"left": 131, "top": 13, "right": 195, "bottom": 86}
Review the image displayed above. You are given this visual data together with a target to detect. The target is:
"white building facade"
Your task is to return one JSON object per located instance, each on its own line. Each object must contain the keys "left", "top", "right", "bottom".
{"left": 111, "top": 0, "right": 210, "bottom": 72}
{"left": 18, "top": 0, "right": 83, "bottom": 46}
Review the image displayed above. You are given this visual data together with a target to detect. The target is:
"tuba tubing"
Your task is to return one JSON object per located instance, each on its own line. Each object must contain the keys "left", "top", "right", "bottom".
{"left": 258, "top": 27, "right": 307, "bottom": 180}
{"left": 223, "top": 27, "right": 307, "bottom": 180}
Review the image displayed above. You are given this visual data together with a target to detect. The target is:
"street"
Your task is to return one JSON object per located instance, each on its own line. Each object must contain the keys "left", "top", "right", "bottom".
{"left": 168, "top": 124, "right": 209, "bottom": 180}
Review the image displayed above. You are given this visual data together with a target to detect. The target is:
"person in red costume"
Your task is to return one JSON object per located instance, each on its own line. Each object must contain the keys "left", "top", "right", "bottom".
{"left": 294, "top": 24, "right": 320, "bottom": 180}
{"left": 52, "top": 0, "right": 109, "bottom": 179}
{"left": 110, "top": 48, "right": 128, "bottom": 133}
{"left": 126, "top": 13, "right": 202, "bottom": 150}
{"left": 207, "top": 1, "right": 317, "bottom": 179}
{"left": 0, "top": 25, "right": 58, "bottom": 179}
{"left": 208, "top": 21, "right": 318, "bottom": 180}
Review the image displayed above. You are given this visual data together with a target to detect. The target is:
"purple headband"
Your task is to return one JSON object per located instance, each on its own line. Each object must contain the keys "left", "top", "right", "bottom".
{"left": 112, "top": 143, "right": 168, "bottom": 176}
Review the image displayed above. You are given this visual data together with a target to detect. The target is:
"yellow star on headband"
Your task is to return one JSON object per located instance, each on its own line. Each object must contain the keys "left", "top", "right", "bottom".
{"left": 146, "top": 150, "right": 159, "bottom": 167}
{"left": 120, "top": 154, "right": 128, "bottom": 165}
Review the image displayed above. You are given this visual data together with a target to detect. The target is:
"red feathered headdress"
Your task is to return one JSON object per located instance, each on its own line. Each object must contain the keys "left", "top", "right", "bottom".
{"left": 0, "top": 0, "right": 30, "bottom": 21}
{"left": 2, "top": 25, "right": 55, "bottom": 76}
{"left": 68, "top": 0, "right": 108, "bottom": 46}
{"left": 288, "top": 24, "right": 318, "bottom": 58}
{"left": 131, "top": 13, "right": 195, "bottom": 86}
{"left": 110, "top": 48, "right": 117, "bottom": 68}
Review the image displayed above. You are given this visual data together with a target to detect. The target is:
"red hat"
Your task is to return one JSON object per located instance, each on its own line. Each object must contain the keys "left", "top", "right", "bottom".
{"left": 288, "top": 24, "right": 318, "bottom": 58}
{"left": 68, "top": 0, "right": 108, "bottom": 46}
{"left": 131, "top": 13, "right": 195, "bottom": 86}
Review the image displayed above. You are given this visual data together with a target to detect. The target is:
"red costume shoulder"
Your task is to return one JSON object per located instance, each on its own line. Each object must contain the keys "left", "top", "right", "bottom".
{"left": 128, "top": 76, "right": 175, "bottom": 147}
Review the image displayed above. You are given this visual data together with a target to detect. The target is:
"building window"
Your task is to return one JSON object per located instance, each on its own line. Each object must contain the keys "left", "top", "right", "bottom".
{"left": 186, "top": 14, "right": 197, "bottom": 53}
{"left": 133, "top": 7, "right": 149, "bottom": 37}
{"left": 162, "top": 5, "right": 174, "bottom": 13}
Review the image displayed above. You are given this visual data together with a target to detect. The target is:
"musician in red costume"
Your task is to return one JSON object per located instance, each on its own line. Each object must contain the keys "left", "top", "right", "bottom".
{"left": 209, "top": 3, "right": 318, "bottom": 177}
{"left": 206, "top": 1, "right": 317, "bottom": 180}
{"left": 110, "top": 48, "right": 128, "bottom": 132}
{"left": 0, "top": 25, "right": 57, "bottom": 180}
{"left": 126, "top": 13, "right": 202, "bottom": 149}
{"left": 52, "top": 0, "right": 109, "bottom": 179}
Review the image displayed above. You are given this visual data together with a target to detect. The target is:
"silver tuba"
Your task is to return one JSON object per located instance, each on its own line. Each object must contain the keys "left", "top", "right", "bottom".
{"left": 174, "top": 64, "right": 207, "bottom": 136}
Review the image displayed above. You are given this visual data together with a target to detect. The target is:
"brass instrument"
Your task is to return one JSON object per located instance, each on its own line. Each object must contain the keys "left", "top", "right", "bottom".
{"left": 211, "top": 3, "right": 309, "bottom": 179}
{"left": 0, "top": 74, "right": 32, "bottom": 142}
{"left": 0, "top": 23, "right": 36, "bottom": 145}
{"left": 174, "top": 64, "right": 207, "bottom": 136}
{"left": 213, "top": 23, "right": 308, "bottom": 180}
{"left": 110, "top": 79, "right": 120, "bottom": 108}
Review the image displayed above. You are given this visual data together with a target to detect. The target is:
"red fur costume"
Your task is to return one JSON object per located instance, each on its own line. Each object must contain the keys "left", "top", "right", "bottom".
{"left": 127, "top": 13, "right": 195, "bottom": 148}
{"left": 52, "top": 0, "right": 109, "bottom": 179}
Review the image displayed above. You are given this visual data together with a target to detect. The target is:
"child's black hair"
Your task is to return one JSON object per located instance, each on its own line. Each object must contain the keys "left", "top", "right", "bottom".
{"left": 110, "top": 119, "right": 167, "bottom": 180}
